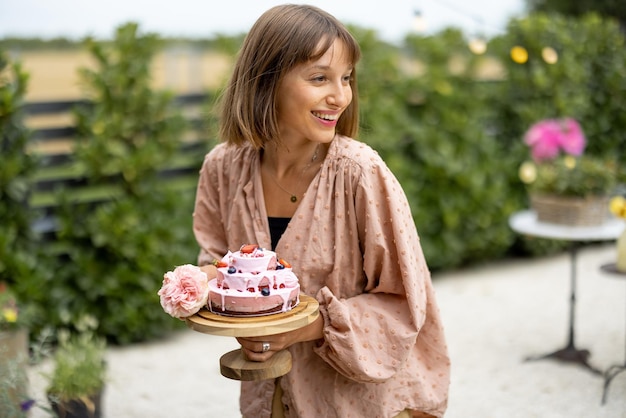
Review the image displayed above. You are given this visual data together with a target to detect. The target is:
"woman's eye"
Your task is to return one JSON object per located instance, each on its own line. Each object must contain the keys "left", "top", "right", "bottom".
{"left": 310, "top": 74, "right": 351, "bottom": 83}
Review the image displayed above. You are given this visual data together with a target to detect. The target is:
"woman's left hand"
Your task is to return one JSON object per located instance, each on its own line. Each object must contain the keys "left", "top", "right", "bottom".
{"left": 236, "top": 314, "right": 324, "bottom": 361}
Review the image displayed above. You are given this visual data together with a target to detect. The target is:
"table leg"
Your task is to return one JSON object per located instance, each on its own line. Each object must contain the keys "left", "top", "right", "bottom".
{"left": 525, "top": 244, "right": 601, "bottom": 374}
{"left": 601, "top": 263, "right": 626, "bottom": 404}
{"left": 602, "top": 364, "right": 626, "bottom": 404}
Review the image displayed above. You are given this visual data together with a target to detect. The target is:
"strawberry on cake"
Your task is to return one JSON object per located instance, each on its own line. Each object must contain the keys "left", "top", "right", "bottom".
{"left": 208, "top": 244, "right": 300, "bottom": 316}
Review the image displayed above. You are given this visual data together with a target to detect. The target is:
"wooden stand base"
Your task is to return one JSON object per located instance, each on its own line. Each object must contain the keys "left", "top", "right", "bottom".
{"left": 220, "top": 349, "right": 292, "bottom": 381}
{"left": 186, "top": 294, "right": 319, "bottom": 381}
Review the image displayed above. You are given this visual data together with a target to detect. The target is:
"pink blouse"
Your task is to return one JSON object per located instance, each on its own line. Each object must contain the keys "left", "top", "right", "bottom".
{"left": 193, "top": 135, "right": 450, "bottom": 418}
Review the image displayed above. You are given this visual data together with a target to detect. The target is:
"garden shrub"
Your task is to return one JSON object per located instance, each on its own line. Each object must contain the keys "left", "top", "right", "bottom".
{"left": 45, "top": 23, "right": 204, "bottom": 344}
{"left": 487, "top": 12, "right": 626, "bottom": 254}
{"left": 489, "top": 12, "right": 626, "bottom": 182}
{"left": 0, "top": 50, "right": 49, "bottom": 316}
{"left": 355, "top": 27, "right": 518, "bottom": 269}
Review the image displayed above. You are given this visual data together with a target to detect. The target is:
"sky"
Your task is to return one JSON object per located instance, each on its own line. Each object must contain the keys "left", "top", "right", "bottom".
{"left": 0, "top": 0, "right": 527, "bottom": 44}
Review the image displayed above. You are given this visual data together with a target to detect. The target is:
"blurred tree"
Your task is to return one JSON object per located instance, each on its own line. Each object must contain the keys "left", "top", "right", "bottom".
{"left": 353, "top": 26, "right": 518, "bottom": 269}
{"left": 47, "top": 22, "right": 195, "bottom": 344}
{"left": 0, "top": 50, "right": 33, "bottom": 270}
{"left": 526, "top": 0, "right": 626, "bottom": 29}
{"left": 0, "top": 49, "right": 48, "bottom": 329}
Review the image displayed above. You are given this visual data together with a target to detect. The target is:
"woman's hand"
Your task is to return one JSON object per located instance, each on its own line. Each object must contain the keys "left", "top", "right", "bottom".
{"left": 199, "top": 264, "right": 217, "bottom": 280}
{"left": 236, "top": 314, "right": 324, "bottom": 361}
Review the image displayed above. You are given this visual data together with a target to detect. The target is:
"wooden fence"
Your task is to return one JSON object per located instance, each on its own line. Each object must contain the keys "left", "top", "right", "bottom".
{"left": 23, "top": 93, "right": 212, "bottom": 237}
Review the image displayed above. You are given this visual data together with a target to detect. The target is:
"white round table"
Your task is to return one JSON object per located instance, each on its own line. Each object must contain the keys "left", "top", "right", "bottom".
{"left": 509, "top": 210, "right": 624, "bottom": 242}
{"left": 509, "top": 210, "right": 624, "bottom": 374}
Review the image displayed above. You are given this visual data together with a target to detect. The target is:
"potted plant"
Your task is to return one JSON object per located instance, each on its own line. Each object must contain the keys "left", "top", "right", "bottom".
{"left": 518, "top": 117, "right": 617, "bottom": 225}
{"left": 0, "top": 282, "right": 35, "bottom": 417}
{"left": 46, "top": 331, "right": 107, "bottom": 418}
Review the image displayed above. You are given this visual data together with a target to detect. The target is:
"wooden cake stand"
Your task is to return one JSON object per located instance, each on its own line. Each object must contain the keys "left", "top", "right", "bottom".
{"left": 185, "top": 294, "right": 319, "bottom": 381}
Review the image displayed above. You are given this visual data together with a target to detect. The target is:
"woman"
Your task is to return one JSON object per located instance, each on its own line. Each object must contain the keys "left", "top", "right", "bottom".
{"left": 193, "top": 5, "right": 450, "bottom": 418}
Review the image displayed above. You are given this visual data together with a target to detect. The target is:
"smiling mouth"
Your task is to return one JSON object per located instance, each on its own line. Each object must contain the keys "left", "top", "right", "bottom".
{"left": 312, "top": 112, "right": 338, "bottom": 121}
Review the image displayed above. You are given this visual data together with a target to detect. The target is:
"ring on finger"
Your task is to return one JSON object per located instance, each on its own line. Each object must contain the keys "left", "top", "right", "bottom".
{"left": 262, "top": 342, "right": 270, "bottom": 353}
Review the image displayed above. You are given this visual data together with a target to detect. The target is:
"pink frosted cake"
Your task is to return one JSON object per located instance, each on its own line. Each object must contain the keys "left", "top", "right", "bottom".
{"left": 208, "top": 244, "right": 300, "bottom": 316}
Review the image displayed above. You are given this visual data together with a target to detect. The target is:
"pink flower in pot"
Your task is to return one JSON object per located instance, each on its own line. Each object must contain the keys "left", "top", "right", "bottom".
{"left": 524, "top": 117, "right": 586, "bottom": 162}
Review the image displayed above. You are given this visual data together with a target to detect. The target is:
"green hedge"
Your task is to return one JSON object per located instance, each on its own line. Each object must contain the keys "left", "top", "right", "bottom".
{"left": 487, "top": 12, "right": 626, "bottom": 254}
{"left": 46, "top": 23, "right": 207, "bottom": 344}
{"left": 356, "top": 28, "right": 519, "bottom": 269}
{"left": 4, "top": 24, "right": 210, "bottom": 345}
{"left": 356, "top": 14, "right": 626, "bottom": 267}
{"left": 489, "top": 12, "right": 626, "bottom": 169}
{"left": 0, "top": 50, "right": 49, "bottom": 321}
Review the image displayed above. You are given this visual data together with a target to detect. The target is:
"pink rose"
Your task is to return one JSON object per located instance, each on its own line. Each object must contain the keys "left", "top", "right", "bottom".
{"left": 524, "top": 118, "right": 586, "bottom": 162}
{"left": 524, "top": 120, "right": 561, "bottom": 162}
{"left": 557, "top": 118, "right": 586, "bottom": 156}
{"left": 158, "top": 264, "right": 209, "bottom": 319}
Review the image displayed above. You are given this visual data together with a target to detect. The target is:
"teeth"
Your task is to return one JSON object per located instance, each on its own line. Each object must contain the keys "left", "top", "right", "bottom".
{"left": 312, "top": 112, "right": 337, "bottom": 121}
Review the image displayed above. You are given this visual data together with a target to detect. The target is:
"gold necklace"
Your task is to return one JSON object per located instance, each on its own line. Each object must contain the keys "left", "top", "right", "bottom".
{"left": 268, "top": 145, "right": 320, "bottom": 203}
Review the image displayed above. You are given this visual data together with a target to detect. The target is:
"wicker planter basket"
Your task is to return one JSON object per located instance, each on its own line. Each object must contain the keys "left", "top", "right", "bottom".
{"left": 530, "top": 194, "right": 610, "bottom": 226}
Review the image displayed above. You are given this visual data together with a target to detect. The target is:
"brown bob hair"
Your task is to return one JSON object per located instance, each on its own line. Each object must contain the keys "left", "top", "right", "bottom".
{"left": 218, "top": 4, "right": 361, "bottom": 149}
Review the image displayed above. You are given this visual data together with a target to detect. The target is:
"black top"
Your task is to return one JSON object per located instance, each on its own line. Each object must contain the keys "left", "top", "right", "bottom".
{"left": 268, "top": 217, "right": 290, "bottom": 250}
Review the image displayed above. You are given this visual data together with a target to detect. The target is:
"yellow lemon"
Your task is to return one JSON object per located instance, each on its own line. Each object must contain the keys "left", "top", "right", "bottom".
{"left": 510, "top": 46, "right": 528, "bottom": 64}
{"left": 609, "top": 196, "right": 626, "bottom": 219}
{"left": 2, "top": 308, "right": 17, "bottom": 323}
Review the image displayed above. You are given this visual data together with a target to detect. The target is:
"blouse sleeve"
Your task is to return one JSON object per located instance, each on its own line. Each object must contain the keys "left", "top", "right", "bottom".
{"left": 313, "top": 155, "right": 431, "bottom": 383}
{"left": 193, "top": 146, "right": 228, "bottom": 266}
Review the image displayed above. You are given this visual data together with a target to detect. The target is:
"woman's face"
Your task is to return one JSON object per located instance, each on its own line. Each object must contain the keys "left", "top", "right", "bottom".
{"left": 275, "top": 38, "right": 354, "bottom": 147}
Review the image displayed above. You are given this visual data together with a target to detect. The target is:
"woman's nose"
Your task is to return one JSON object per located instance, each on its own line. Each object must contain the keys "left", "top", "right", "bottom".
{"left": 327, "top": 83, "right": 350, "bottom": 108}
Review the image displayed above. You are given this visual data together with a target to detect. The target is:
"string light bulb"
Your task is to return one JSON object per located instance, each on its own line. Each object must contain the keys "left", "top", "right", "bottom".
{"left": 541, "top": 46, "right": 558, "bottom": 64}
{"left": 412, "top": 9, "right": 427, "bottom": 33}
{"left": 468, "top": 37, "right": 487, "bottom": 55}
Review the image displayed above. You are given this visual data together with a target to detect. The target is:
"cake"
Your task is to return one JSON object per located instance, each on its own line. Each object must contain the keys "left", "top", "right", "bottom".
{"left": 207, "top": 244, "right": 300, "bottom": 316}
